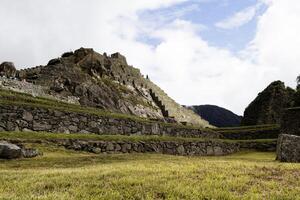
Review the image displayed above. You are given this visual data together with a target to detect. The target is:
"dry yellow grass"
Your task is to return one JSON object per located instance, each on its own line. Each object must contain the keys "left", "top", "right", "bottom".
{"left": 0, "top": 143, "right": 300, "bottom": 200}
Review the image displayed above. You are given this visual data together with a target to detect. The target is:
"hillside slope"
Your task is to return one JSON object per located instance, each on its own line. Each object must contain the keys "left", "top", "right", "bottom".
{"left": 188, "top": 105, "right": 242, "bottom": 127}
{"left": 241, "top": 81, "right": 295, "bottom": 126}
{"left": 0, "top": 48, "right": 210, "bottom": 127}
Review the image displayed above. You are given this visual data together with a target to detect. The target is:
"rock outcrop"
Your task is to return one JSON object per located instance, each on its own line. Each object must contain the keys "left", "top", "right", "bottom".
{"left": 16, "top": 48, "right": 163, "bottom": 120}
{"left": 188, "top": 105, "right": 242, "bottom": 127}
{"left": 0, "top": 62, "right": 16, "bottom": 78}
{"left": 4, "top": 47, "right": 209, "bottom": 127}
{"left": 241, "top": 81, "right": 295, "bottom": 126}
{"left": 276, "top": 134, "right": 300, "bottom": 162}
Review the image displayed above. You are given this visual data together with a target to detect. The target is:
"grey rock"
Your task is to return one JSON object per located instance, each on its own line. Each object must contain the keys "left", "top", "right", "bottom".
{"left": 92, "top": 147, "right": 102, "bottom": 154}
{"left": 22, "top": 111, "right": 33, "bottom": 122}
{"left": 176, "top": 145, "right": 185, "bottom": 155}
{"left": 33, "top": 121, "right": 52, "bottom": 131}
{"left": 0, "top": 62, "right": 16, "bottom": 78}
{"left": 106, "top": 142, "right": 114, "bottom": 151}
{"left": 6, "top": 121, "right": 15, "bottom": 131}
{"left": 21, "top": 148, "right": 40, "bottom": 158}
{"left": 213, "top": 146, "right": 223, "bottom": 156}
{"left": 0, "top": 141, "right": 22, "bottom": 159}
{"left": 68, "top": 125, "right": 78, "bottom": 133}
{"left": 206, "top": 146, "right": 214, "bottom": 155}
{"left": 276, "top": 134, "right": 300, "bottom": 162}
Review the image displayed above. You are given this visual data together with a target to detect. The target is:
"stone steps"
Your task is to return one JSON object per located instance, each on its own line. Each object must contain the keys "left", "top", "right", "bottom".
{"left": 145, "top": 79, "right": 211, "bottom": 127}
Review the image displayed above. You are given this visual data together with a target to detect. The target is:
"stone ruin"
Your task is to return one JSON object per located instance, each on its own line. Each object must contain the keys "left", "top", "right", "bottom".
{"left": 276, "top": 107, "right": 300, "bottom": 162}
{"left": 0, "top": 47, "right": 210, "bottom": 127}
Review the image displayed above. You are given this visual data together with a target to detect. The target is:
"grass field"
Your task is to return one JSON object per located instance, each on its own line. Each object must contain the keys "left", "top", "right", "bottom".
{"left": 0, "top": 144, "right": 299, "bottom": 200}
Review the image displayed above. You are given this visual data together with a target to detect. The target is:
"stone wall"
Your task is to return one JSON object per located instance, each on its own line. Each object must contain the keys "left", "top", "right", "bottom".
{"left": 60, "top": 139, "right": 239, "bottom": 156}
{"left": 0, "top": 105, "right": 220, "bottom": 138}
{"left": 281, "top": 108, "right": 300, "bottom": 136}
{"left": 7, "top": 138, "right": 239, "bottom": 156}
{"left": 276, "top": 134, "right": 300, "bottom": 162}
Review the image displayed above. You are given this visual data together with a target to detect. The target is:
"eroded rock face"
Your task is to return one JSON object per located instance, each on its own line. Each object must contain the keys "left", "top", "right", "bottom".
{"left": 12, "top": 47, "right": 209, "bottom": 127}
{"left": 276, "top": 134, "right": 300, "bottom": 162}
{"left": 241, "top": 81, "right": 295, "bottom": 126}
{"left": 0, "top": 62, "right": 16, "bottom": 78}
{"left": 16, "top": 48, "right": 164, "bottom": 120}
{"left": 0, "top": 141, "right": 22, "bottom": 159}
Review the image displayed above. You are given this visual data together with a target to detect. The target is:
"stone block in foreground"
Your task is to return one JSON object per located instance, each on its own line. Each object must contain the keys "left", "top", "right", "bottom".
{"left": 276, "top": 134, "right": 300, "bottom": 162}
{"left": 0, "top": 141, "right": 22, "bottom": 159}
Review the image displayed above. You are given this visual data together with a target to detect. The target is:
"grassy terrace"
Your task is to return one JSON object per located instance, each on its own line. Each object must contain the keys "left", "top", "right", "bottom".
{"left": 0, "top": 131, "right": 276, "bottom": 144}
{"left": 0, "top": 89, "right": 207, "bottom": 130}
{"left": 214, "top": 124, "right": 280, "bottom": 133}
{"left": 0, "top": 144, "right": 299, "bottom": 199}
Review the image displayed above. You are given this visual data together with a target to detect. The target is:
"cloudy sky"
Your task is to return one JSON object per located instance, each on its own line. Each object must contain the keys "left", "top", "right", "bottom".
{"left": 0, "top": 0, "right": 300, "bottom": 115}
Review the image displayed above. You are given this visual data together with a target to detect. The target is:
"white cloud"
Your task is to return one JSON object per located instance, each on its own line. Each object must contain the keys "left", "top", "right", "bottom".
{"left": 215, "top": 5, "right": 258, "bottom": 29}
{"left": 0, "top": 0, "right": 300, "bottom": 116}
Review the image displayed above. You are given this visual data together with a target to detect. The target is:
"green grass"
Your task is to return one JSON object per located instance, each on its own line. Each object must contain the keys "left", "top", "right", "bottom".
{"left": 0, "top": 144, "right": 299, "bottom": 200}
{"left": 0, "top": 131, "right": 277, "bottom": 144}
{"left": 214, "top": 124, "right": 279, "bottom": 132}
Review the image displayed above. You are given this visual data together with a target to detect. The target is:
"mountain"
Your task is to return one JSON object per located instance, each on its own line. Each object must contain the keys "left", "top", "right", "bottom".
{"left": 241, "top": 81, "right": 295, "bottom": 126}
{"left": 187, "top": 105, "right": 242, "bottom": 127}
{"left": 0, "top": 47, "right": 210, "bottom": 127}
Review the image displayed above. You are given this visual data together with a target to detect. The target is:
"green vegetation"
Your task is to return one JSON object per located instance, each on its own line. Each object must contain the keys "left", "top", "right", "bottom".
{"left": 214, "top": 124, "right": 279, "bottom": 131}
{"left": 0, "top": 144, "right": 299, "bottom": 200}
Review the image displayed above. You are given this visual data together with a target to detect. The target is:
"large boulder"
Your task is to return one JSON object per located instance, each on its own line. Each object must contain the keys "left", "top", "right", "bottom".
{"left": 241, "top": 81, "right": 295, "bottom": 126}
{"left": 0, "top": 62, "right": 16, "bottom": 78}
{"left": 0, "top": 141, "right": 22, "bottom": 159}
{"left": 276, "top": 134, "right": 300, "bottom": 162}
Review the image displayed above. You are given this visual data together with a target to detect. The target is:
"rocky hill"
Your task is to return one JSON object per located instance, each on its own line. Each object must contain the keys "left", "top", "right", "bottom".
{"left": 0, "top": 47, "right": 210, "bottom": 127}
{"left": 187, "top": 105, "right": 242, "bottom": 127}
{"left": 241, "top": 81, "right": 295, "bottom": 126}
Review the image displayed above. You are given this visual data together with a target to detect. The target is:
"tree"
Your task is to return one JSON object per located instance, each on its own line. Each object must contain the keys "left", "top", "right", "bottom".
{"left": 297, "top": 75, "right": 300, "bottom": 90}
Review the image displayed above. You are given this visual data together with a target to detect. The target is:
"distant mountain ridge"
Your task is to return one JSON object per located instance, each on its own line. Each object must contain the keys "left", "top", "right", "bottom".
{"left": 187, "top": 105, "right": 242, "bottom": 127}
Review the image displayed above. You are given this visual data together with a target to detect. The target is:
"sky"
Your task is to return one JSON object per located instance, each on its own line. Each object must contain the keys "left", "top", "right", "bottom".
{"left": 0, "top": 0, "right": 300, "bottom": 115}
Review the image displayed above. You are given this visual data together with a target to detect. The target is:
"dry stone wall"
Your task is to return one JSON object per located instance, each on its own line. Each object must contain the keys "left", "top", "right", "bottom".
{"left": 59, "top": 139, "right": 239, "bottom": 156}
{"left": 6, "top": 138, "right": 238, "bottom": 156}
{"left": 0, "top": 105, "right": 220, "bottom": 138}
